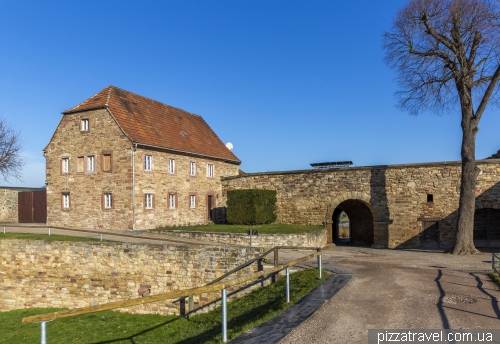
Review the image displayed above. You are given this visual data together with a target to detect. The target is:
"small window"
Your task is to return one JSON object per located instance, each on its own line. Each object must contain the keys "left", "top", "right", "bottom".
{"left": 427, "top": 194, "right": 434, "bottom": 203}
{"left": 87, "top": 156, "right": 95, "bottom": 172}
{"left": 62, "top": 158, "right": 69, "bottom": 174}
{"left": 77, "top": 156, "right": 84, "bottom": 173}
{"left": 81, "top": 119, "right": 89, "bottom": 132}
{"left": 190, "top": 161, "right": 196, "bottom": 176}
{"left": 207, "top": 164, "right": 214, "bottom": 178}
{"left": 168, "top": 158, "right": 175, "bottom": 175}
{"left": 102, "top": 153, "right": 112, "bottom": 172}
{"left": 62, "top": 193, "right": 70, "bottom": 209}
{"left": 103, "top": 193, "right": 112, "bottom": 209}
{"left": 145, "top": 194, "right": 154, "bottom": 209}
{"left": 144, "top": 155, "right": 152, "bottom": 171}
{"left": 190, "top": 195, "right": 196, "bottom": 209}
{"left": 169, "top": 194, "right": 176, "bottom": 209}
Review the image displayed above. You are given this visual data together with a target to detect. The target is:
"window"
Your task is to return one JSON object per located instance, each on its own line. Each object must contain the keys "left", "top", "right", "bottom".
{"left": 81, "top": 119, "right": 89, "bottom": 132}
{"left": 102, "top": 153, "right": 112, "bottom": 172}
{"left": 427, "top": 194, "right": 434, "bottom": 203}
{"left": 169, "top": 194, "right": 176, "bottom": 209}
{"left": 62, "top": 158, "right": 69, "bottom": 173}
{"left": 87, "top": 156, "right": 95, "bottom": 172}
{"left": 168, "top": 158, "right": 175, "bottom": 174}
{"left": 144, "top": 155, "right": 152, "bottom": 171}
{"left": 207, "top": 164, "right": 214, "bottom": 178}
{"left": 62, "top": 193, "right": 70, "bottom": 209}
{"left": 103, "top": 193, "right": 112, "bottom": 209}
{"left": 190, "top": 195, "right": 196, "bottom": 209}
{"left": 77, "top": 156, "right": 84, "bottom": 173}
{"left": 190, "top": 161, "right": 196, "bottom": 176}
{"left": 145, "top": 194, "right": 154, "bottom": 209}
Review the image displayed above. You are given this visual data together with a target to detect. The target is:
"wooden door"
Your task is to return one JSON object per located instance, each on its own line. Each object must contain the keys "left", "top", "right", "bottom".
{"left": 18, "top": 192, "right": 33, "bottom": 223}
{"left": 421, "top": 221, "right": 439, "bottom": 248}
{"left": 207, "top": 195, "right": 213, "bottom": 221}
{"left": 474, "top": 208, "right": 500, "bottom": 248}
{"left": 18, "top": 190, "right": 47, "bottom": 223}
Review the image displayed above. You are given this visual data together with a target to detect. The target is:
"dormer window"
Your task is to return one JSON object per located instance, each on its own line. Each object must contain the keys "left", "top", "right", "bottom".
{"left": 81, "top": 119, "right": 89, "bottom": 132}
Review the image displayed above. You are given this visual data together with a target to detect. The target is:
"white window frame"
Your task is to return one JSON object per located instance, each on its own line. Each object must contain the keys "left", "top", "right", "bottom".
{"left": 62, "top": 158, "right": 69, "bottom": 173}
{"left": 81, "top": 119, "right": 89, "bottom": 131}
{"left": 145, "top": 194, "right": 153, "bottom": 209}
{"left": 190, "top": 195, "right": 196, "bottom": 209}
{"left": 190, "top": 161, "right": 196, "bottom": 176}
{"left": 62, "top": 193, "right": 70, "bottom": 209}
{"left": 104, "top": 193, "right": 112, "bottom": 209}
{"left": 87, "top": 155, "right": 95, "bottom": 172}
{"left": 144, "top": 155, "right": 152, "bottom": 171}
{"left": 207, "top": 164, "right": 214, "bottom": 178}
{"left": 169, "top": 194, "right": 176, "bottom": 209}
{"left": 168, "top": 158, "right": 175, "bottom": 174}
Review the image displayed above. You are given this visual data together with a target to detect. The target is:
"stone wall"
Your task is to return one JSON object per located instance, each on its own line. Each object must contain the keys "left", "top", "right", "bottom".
{"left": 0, "top": 240, "right": 260, "bottom": 315}
{"left": 0, "top": 189, "right": 19, "bottom": 223}
{"left": 148, "top": 228, "right": 327, "bottom": 248}
{"left": 222, "top": 160, "right": 500, "bottom": 249}
{"left": 45, "top": 109, "right": 239, "bottom": 231}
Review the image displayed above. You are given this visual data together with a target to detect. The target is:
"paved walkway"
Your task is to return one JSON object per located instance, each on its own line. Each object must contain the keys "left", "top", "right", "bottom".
{"left": 0, "top": 223, "right": 213, "bottom": 246}
{"left": 280, "top": 246, "right": 500, "bottom": 344}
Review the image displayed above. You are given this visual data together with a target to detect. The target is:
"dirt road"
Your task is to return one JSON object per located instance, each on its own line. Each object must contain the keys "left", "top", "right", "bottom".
{"left": 281, "top": 246, "right": 500, "bottom": 343}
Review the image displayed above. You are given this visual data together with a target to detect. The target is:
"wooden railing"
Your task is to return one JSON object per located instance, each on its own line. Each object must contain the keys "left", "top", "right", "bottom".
{"left": 23, "top": 248, "right": 323, "bottom": 343}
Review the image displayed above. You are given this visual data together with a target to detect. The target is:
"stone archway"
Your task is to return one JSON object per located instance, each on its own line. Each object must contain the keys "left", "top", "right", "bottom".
{"left": 326, "top": 192, "right": 387, "bottom": 247}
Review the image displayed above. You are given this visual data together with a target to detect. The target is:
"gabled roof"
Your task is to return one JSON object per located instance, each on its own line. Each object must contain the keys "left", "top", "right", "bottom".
{"left": 63, "top": 86, "right": 241, "bottom": 164}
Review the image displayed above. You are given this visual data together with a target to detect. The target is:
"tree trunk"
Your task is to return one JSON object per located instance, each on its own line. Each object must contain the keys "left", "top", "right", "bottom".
{"left": 452, "top": 110, "right": 480, "bottom": 254}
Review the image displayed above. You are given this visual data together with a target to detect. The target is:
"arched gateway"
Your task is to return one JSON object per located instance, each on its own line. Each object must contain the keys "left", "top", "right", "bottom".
{"left": 325, "top": 192, "right": 388, "bottom": 247}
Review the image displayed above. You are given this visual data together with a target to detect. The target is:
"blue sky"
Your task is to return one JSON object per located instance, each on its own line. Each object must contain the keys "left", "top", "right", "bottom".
{"left": 0, "top": 0, "right": 499, "bottom": 187}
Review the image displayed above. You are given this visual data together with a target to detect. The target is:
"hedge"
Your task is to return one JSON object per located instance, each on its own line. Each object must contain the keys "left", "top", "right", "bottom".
{"left": 226, "top": 189, "right": 277, "bottom": 225}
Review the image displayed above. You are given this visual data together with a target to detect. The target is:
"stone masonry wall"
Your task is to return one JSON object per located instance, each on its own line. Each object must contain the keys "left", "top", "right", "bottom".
{"left": 0, "top": 189, "right": 19, "bottom": 223}
{"left": 147, "top": 228, "right": 327, "bottom": 248}
{"left": 0, "top": 240, "right": 260, "bottom": 315}
{"left": 45, "top": 109, "right": 239, "bottom": 231}
{"left": 222, "top": 160, "right": 500, "bottom": 249}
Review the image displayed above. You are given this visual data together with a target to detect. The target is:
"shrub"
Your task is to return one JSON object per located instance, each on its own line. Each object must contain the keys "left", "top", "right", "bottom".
{"left": 226, "top": 189, "right": 277, "bottom": 225}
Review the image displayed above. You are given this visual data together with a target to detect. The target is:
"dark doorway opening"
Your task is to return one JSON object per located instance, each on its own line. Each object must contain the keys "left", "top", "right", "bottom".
{"left": 207, "top": 195, "right": 214, "bottom": 222}
{"left": 420, "top": 220, "right": 440, "bottom": 248}
{"left": 474, "top": 208, "right": 500, "bottom": 248}
{"left": 332, "top": 200, "right": 374, "bottom": 246}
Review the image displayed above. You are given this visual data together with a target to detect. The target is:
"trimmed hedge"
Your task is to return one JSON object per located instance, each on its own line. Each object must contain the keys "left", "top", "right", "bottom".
{"left": 226, "top": 189, "right": 277, "bottom": 225}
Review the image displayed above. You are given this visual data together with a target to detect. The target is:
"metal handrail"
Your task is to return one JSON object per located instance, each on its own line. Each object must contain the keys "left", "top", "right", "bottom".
{"left": 23, "top": 249, "right": 323, "bottom": 343}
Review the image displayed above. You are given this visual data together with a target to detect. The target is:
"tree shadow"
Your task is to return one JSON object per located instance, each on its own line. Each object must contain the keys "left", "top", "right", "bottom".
{"left": 469, "top": 272, "right": 500, "bottom": 319}
{"left": 435, "top": 269, "right": 451, "bottom": 329}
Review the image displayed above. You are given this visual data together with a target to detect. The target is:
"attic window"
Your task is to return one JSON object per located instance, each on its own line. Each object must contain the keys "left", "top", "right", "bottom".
{"left": 181, "top": 131, "right": 187, "bottom": 137}
{"left": 132, "top": 102, "right": 138, "bottom": 106}
{"left": 93, "top": 97, "right": 101, "bottom": 101}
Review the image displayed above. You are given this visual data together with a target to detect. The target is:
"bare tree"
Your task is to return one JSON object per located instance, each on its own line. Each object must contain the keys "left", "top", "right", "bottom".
{"left": 383, "top": 0, "right": 500, "bottom": 254}
{"left": 0, "top": 117, "right": 24, "bottom": 182}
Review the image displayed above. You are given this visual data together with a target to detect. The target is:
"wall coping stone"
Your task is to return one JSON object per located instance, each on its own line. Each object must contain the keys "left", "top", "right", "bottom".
{"left": 222, "top": 159, "right": 500, "bottom": 181}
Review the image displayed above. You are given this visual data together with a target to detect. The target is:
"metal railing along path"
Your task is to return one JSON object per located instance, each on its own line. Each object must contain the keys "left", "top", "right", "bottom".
{"left": 23, "top": 249, "right": 323, "bottom": 343}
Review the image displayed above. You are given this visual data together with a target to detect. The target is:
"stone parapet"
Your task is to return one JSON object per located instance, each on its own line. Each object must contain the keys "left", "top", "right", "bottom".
{"left": 0, "top": 240, "right": 261, "bottom": 315}
{"left": 148, "top": 228, "right": 327, "bottom": 248}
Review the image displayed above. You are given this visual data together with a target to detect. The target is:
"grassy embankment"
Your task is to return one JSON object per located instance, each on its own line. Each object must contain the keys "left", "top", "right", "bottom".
{"left": 2, "top": 268, "right": 327, "bottom": 343}
{"left": 158, "top": 223, "right": 323, "bottom": 234}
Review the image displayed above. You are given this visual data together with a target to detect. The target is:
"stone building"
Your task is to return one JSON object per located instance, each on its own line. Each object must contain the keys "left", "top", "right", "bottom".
{"left": 44, "top": 86, "right": 241, "bottom": 231}
{"left": 222, "top": 159, "right": 500, "bottom": 249}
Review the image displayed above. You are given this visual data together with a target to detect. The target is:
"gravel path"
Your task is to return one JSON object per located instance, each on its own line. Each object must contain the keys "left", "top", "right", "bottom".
{"left": 280, "top": 246, "right": 500, "bottom": 344}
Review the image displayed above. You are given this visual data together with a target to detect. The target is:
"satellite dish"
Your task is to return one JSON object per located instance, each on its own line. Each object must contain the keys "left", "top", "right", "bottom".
{"left": 226, "top": 142, "right": 234, "bottom": 151}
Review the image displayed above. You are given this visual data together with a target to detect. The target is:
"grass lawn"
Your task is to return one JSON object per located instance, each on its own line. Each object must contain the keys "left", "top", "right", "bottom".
{"left": 4, "top": 268, "right": 327, "bottom": 343}
{"left": 0, "top": 232, "right": 107, "bottom": 242}
{"left": 158, "top": 223, "right": 324, "bottom": 234}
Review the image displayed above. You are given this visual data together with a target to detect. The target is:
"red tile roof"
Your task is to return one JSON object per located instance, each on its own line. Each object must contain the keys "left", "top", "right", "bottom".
{"left": 64, "top": 86, "right": 241, "bottom": 164}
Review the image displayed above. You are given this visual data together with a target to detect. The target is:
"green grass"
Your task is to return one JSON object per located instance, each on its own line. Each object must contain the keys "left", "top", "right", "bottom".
{"left": 3, "top": 268, "right": 327, "bottom": 343}
{"left": 0, "top": 232, "right": 108, "bottom": 242}
{"left": 158, "top": 223, "right": 324, "bottom": 234}
{"left": 489, "top": 271, "right": 500, "bottom": 287}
